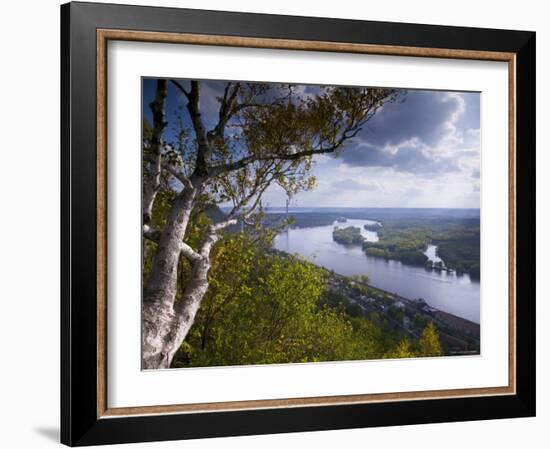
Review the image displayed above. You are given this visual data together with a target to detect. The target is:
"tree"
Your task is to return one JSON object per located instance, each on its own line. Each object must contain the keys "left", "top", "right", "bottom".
{"left": 384, "top": 338, "right": 415, "bottom": 359}
{"left": 184, "top": 249, "right": 352, "bottom": 366}
{"left": 420, "top": 322, "right": 443, "bottom": 357}
{"left": 169, "top": 233, "right": 399, "bottom": 368}
{"left": 141, "top": 79, "right": 398, "bottom": 369}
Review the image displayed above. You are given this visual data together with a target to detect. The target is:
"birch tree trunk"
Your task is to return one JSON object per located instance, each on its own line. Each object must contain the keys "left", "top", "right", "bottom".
{"left": 142, "top": 181, "right": 238, "bottom": 369}
{"left": 150, "top": 235, "right": 217, "bottom": 368}
{"left": 142, "top": 182, "right": 199, "bottom": 369}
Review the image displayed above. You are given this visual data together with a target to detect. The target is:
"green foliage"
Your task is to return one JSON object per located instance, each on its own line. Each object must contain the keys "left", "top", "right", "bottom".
{"left": 142, "top": 118, "right": 153, "bottom": 141}
{"left": 468, "top": 263, "right": 480, "bottom": 279}
{"left": 319, "top": 289, "right": 364, "bottom": 318}
{"left": 360, "top": 216, "right": 479, "bottom": 273}
{"left": 385, "top": 338, "right": 416, "bottom": 359}
{"left": 332, "top": 226, "right": 364, "bottom": 245}
{"left": 420, "top": 322, "right": 443, "bottom": 357}
{"left": 384, "top": 322, "right": 443, "bottom": 359}
{"left": 434, "top": 234, "right": 480, "bottom": 278}
{"left": 347, "top": 317, "right": 388, "bottom": 360}
{"left": 412, "top": 313, "right": 429, "bottom": 330}
{"left": 171, "top": 233, "right": 429, "bottom": 368}
{"left": 363, "top": 223, "right": 381, "bottom": 232}
{"left": 348, "top": 275, "right": 370, "bottom": 296}
{"left": 397, "top": 250, "right": 429, "bottom": 266}
{"left": 177, "top": 238, "right": 354, "bottom": 366}
{"left": 362, "top": 226, "right": 428, "bottom": 266}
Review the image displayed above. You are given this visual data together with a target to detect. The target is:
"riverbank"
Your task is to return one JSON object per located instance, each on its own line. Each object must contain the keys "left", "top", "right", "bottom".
{"left": 324, "top": 271, "right": 480, "bottom": 356}
{"left": 273, "top": 219, "right": 480, "bottom": 323}
{"left": 267, "top": 208, "right": 480, "bottom": 280}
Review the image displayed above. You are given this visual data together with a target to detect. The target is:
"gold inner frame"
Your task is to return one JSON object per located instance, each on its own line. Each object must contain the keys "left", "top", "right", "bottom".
{"left": 96, "top": 29, "right": 517, "bottom": 419}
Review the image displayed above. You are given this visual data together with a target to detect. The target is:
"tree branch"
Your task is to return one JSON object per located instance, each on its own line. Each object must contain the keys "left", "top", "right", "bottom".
{"left": 144, "top": 222, "right": 201, "bottom": 263}
{"left": 210, "top": 218, "right": 238, "bottom": 232}
{"left": 144, "top": 154, "right": 190, "bottom": 187}
{"left": 213, "top": 82, "right": 240, "bottom": 137}
{"left": 170, "top": 79, "right": 190, "bottom": 100}
{"left": 207, "top": 105, "right": 375, "bottom": 178}
{"left": 143, "top": 224, "right": 161, "bottom": 243}
{"left": 186, "top": 81, "right": 210, "bottom": 176}
{"left": 180, "top": 241, "right": 202, "bottom": 263}
{"left": 208, "top": 144, "right": 340, "bottom": 177}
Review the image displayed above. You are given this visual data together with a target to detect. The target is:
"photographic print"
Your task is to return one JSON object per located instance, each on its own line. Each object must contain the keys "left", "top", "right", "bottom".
{"left": 141, "top": 78, "right": 481, "bottom": 370}
{"left": 62, "top": 6, "right": 535, "bottom": 443}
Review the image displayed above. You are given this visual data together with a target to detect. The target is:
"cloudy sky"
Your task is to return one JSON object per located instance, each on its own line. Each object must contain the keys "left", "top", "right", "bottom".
{"left": 143, "top": 80, "right": 481, "bottom": 209}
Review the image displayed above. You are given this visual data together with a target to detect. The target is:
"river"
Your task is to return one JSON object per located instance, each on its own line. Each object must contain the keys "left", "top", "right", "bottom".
{"left": 273, "top": 218, "right": 480, "bottom": 323}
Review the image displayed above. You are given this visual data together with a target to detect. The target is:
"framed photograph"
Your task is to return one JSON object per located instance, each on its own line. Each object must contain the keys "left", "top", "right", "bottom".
{"left": 61, "top": 1, "right": 536, "bottom": 446}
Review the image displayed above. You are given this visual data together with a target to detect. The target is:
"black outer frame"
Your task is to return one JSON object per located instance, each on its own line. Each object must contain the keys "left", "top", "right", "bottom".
{"left": 60, "top": 1, "right": 536, "bottom": 446}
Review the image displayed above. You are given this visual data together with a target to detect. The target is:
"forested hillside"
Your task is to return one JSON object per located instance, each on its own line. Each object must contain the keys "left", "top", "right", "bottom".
{"left": 144, "top": 198, "right": 445, "bottom": 367}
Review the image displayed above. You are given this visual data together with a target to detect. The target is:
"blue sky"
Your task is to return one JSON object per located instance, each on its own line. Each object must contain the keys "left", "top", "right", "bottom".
{"left": 143, "top": 79, "right": 480, "bottom": 208}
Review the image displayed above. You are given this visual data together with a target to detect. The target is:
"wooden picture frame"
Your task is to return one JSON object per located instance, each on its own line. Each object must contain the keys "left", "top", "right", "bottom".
{"left": 61, "top": 1, "right": 535, "bottom": 446}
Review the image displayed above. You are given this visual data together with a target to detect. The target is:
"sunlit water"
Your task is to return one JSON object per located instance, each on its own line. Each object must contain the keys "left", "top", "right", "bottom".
{"left": 273, "top": 219, "right": 480, "bottom": 323}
